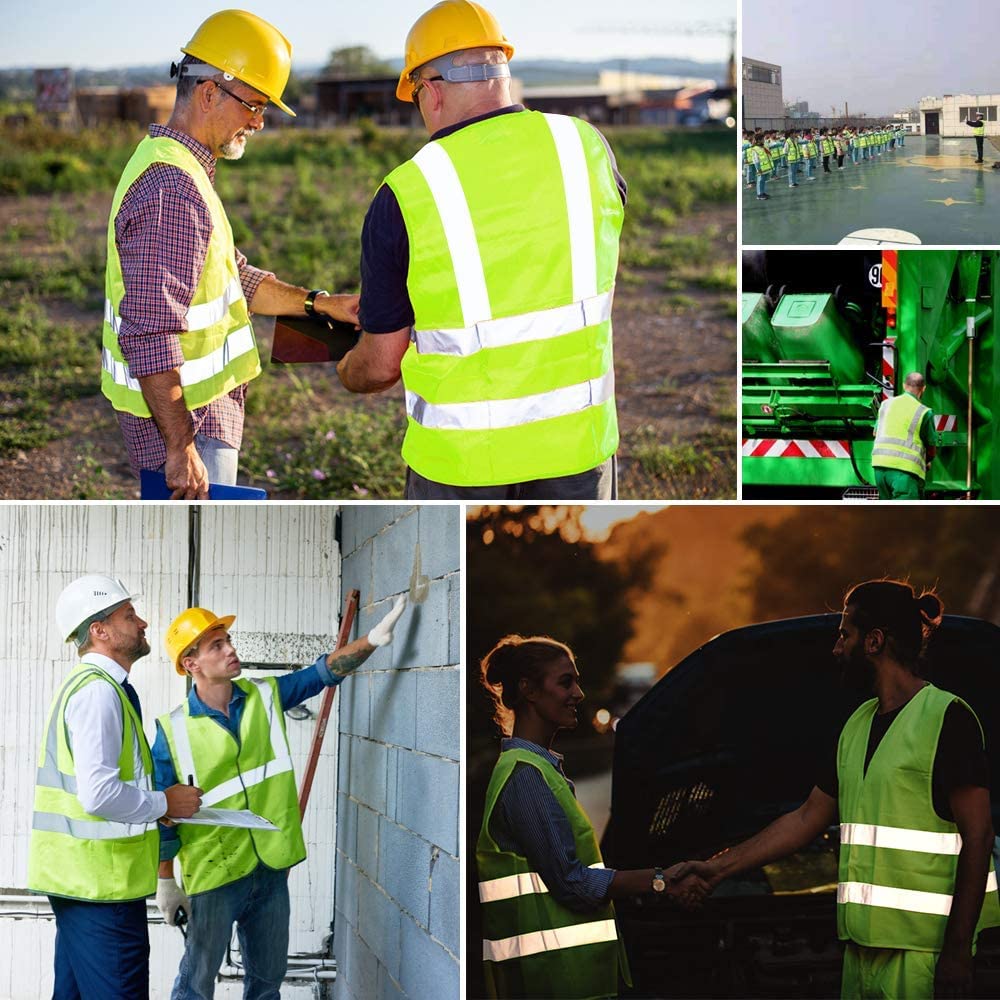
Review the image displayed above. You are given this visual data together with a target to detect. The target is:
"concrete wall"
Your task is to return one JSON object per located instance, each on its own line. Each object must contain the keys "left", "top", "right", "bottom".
{"left": 334, "top": 505, "right": 461, "bottom": 1000}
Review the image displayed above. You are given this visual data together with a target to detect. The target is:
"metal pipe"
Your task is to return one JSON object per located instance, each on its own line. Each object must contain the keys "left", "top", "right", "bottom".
{"left": 968, "top": 334, "right": 975, "bottom": 499}
{"left": 218, "top": 961, "right": 337, "bottom": 982}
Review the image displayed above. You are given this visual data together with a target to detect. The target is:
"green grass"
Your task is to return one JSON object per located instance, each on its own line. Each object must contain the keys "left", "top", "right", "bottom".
{"left": 241, "top": 371, "right": 407, "bottom": 498}
{"left": 622, "top": 424, "right": 736, "bottom": 499}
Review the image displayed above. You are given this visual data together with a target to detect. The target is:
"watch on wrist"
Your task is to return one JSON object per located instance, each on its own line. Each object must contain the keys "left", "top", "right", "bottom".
{"left": 304, "top": 288, "right": 329, "bottom": 317}
{"left": 652, "top": 868, "right": 666, "bottom": 893}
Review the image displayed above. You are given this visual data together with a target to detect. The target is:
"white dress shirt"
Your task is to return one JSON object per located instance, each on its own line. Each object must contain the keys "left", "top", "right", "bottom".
{"left": 63, "top": 653, "right": 167, "bottom": 824}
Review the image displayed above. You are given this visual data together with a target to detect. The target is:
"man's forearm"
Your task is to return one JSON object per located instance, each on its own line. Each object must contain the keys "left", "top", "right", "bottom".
{"left": 158, "top": 860, "right": 174, "bottom": 878}
{"left": 942, "top": 834, "right": 993, "bottom": 956}
{"left": 336, "top": 346, "right": 400, "bottom": 394}
{"left": 326, "top": 635, "right": 377, "bottom": 677}
{"left": 248, "top": 275, "right": 313, "bottom": 316}
{"left": 138, "top": 369, "right": 195, "bottom": 452}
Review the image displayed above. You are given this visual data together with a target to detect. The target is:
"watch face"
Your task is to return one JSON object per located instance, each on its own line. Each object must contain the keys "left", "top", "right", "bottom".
{"left": 652, "top": 876, "right": 666, "bottom": 893}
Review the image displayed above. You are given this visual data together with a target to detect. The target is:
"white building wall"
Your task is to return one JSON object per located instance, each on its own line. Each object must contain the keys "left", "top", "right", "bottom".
{"left": 742, "top": 56, "right": 784, "bottom": 125}
{"left": 920, "top": 94, "right": 1000, "bottom": 137}
{"left": 0, "top": 505, "right": 343, "bottom": 1000}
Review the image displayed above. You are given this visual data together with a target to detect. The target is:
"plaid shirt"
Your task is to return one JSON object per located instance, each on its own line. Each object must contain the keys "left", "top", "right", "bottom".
{"left": 113, "top": 124, "right": 273, "bottom": 473}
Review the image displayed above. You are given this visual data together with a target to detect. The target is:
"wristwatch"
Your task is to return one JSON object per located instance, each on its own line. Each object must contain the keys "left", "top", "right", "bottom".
{"left": 651, "top": 868, "right": 666, "bottom": 893}
{"left": 304, "top": 288, "right": 329, "bottom": 317}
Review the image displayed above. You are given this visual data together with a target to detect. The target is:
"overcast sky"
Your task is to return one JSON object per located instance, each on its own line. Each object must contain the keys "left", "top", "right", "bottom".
{"left": 2, "top": 0, "right": 732, "bottom": 70}
{"left": 743, "top": 1, "right": 1000, "bottom": 116}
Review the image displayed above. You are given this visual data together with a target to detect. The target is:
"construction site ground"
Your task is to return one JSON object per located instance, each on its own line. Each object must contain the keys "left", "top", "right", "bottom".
{"left": 743, "top": 135, "right": 1000, "bottom": 246}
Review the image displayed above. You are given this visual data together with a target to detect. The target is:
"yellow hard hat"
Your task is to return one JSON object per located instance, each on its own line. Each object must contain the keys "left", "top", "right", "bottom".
{"left": 181, "top": 9, "right": 296, "bottom": 117}
{"left": 165, "top": 607, "right": 236, "bottom": 675}
{"left": 397, "top": 0, "right": 514, "bottom": 102}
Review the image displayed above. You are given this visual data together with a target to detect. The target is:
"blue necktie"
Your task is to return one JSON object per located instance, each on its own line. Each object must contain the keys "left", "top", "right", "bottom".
{"left": 121, "top": 678, "right": 143, "bottom": 723}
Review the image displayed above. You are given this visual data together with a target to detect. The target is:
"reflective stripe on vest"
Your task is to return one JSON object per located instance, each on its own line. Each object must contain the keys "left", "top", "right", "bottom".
{"left": 28, "top": 665, "right": 158, "bottom": 901}
{"left": 386, "top": 110, "right": 622, "bottom": 487}
{"left": 167, "top": 679, "right": 294, "bottom": 808}
{"left": 159, "top": 677, "right": 306, "bottom": 895}
{"left": 479, "top": 863, "right": 606, "bottom": 903}
{"left": 872, "top": 392, "right": 929, "bottom": 477}
{"left": 837, "top": 686, "right": 1000, "bottom": 950}
{"left": 483, "top": 918, "right": 620, "bottom": 963}
{"left": 101, "top": 136, "right": 261, "bottom": 418}
{"left": 838, "top": 870, "right": 998, "bottom": 918}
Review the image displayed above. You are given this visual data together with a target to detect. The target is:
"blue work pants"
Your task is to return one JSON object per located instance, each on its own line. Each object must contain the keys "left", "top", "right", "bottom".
{"left": 787, "top": 160, "right": 799, "bottom": 185}
{"left": 50, "top": 896, "right": 149, "bottom": 1000}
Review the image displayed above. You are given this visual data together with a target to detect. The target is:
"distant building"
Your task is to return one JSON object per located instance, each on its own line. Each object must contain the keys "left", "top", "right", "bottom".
{"left": 742, "top": 57, "right": 783, "bottom": 128}
{"left": 919, "top": 94, "right": 1000, "bottom": 137}
{"left": 75, "top": 86, "right": 174, "bottom": 126}
{"left": 786, "top": 100, "right": 809, "bottom": 114}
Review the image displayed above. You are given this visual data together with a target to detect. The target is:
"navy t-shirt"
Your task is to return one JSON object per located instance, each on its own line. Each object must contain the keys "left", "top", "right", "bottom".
{"left": 358, "top": 104, "right": 628, "bottom": 334}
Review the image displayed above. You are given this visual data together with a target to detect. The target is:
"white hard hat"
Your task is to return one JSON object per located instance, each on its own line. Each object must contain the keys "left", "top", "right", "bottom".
{"left": 55, "top": 575, "right": 141, "bottom": 644}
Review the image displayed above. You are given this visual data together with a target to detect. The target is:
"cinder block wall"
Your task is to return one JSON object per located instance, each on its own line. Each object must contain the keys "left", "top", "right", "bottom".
{"left": 334, "top": 506, "right": 460, "bottom": 1000}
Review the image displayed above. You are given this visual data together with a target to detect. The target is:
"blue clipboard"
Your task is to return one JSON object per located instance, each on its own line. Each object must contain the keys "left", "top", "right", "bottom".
{"left": 140, "top": 469, "right": 267, "bottom": 501}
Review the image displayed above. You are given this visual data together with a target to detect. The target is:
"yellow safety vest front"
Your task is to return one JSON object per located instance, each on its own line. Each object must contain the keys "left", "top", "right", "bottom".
{"left": 28, "top": 663, "right": 159, "bottom": 901}
{"left": 837, "top": 685, "right": 1000, "bottom": 950}
{"left": 384, "top": 110, "right": 624, "bottom": 487}
{"left": 158, "top": 677, "right": 306, "bottom": 895}
{"left": 101, "top": 136, "right": 261, "bottom": 418}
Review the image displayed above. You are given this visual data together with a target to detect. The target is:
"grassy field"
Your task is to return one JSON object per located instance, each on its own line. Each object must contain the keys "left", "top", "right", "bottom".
{"left": 0, "top": 120, "right": 735, "bottom": 499}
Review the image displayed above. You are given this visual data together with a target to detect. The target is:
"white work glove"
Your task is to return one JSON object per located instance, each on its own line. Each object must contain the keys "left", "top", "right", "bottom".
{"left": 156, "top": 876, "right": 190, "bottom": 927}
{"left": 368, "top": 595, "right": 407, "bottom": 647}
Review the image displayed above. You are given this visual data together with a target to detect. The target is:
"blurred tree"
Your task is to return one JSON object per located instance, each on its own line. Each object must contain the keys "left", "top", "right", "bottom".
{"left": 322, "top": 46, "right": 394, "bottom": 77}
{"left": 467, "top": 506, "right": 657, "bottom": 747}
{"left": 742, "top": 507, "right": 1000, "bottom": 624}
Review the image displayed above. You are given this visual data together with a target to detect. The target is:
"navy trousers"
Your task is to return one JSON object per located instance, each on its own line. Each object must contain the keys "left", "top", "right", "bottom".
{"left": 50, "top": 896, "right": 149, "bottom": 999}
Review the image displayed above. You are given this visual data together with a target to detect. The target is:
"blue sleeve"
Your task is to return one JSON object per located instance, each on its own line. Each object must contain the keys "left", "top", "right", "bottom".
{"left": 276, "top": 656, "right": 343, "bottom": 711}
{"left": 491, "top": 763, "right": 616, "bottom": 911}
{"left": 358, "top": 185, "right": 414, "bottom": 334}
{"left": 152, "top": 720, "right": 181, "bottom": 862}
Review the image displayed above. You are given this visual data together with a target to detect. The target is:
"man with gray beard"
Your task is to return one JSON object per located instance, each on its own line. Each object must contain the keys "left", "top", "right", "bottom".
{"left": 100, "top": 10, "right": 359, "bottom": 498}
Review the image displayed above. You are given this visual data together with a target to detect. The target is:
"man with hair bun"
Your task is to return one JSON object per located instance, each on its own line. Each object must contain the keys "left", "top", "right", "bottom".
{"left": 671, "top": 580, "right": 1000, "bottom": 999}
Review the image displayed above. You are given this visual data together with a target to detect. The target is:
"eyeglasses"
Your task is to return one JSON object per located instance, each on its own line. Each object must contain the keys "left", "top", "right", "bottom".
{"left": 212, "top": 81, "right": 268, "bottom": 118}
{"left": 410, "top": 75, "right": 443, "bottom": 105}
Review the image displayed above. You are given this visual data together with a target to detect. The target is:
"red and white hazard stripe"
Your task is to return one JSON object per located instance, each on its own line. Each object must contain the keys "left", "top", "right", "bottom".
{"left": 935, "top": 415, "right": 957, "bottom": 432}
{"left": 882, "top": 337, "right": 896, "bottom": 401}
{"left": 742, "top": 439, "right": 852, "bottom": 459}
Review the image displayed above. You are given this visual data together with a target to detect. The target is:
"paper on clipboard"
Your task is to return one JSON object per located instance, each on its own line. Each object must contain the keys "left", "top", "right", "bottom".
{"left": 172, "top": 808, "right": 278, "bottom": 831}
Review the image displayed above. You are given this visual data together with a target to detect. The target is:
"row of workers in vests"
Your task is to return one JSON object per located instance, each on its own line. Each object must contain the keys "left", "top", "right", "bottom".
{"left": 744, "top": 124, "right": 907, "bottom": 200}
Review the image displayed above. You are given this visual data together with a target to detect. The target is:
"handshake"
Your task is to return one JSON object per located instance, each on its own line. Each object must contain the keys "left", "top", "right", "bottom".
{"left": 659, "top": 859, "right": 722, "bottom": 911}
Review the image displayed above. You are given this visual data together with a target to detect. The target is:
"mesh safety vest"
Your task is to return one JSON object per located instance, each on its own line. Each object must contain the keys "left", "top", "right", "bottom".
{"left": 28, "top": 664, "right": 159, "bottom": 901}
{"left": 821, "top": 137, "right": 835, "bottom": 155}
{"left": 784, "top": 138, "right": 801, "bottom": 162}
{"left": 477, "top": 749, "right": 630, "bottom": 999}
{"left": 804, "top": 140, "right": 818, "bottom": 158}
{"left": 158, "top": 677, "right": 306, "bottom": 895}
{"left": 101, "top": 136, "right": 261, "bottom": 418}
{"left": 872, "top": 391, "right": 931, "bottom": 478}
{"left": 974, "top": 122, "right": 986, "bottom": 137}
{"left": 384, "top": 110, "right": 624, "bottom": 487}
{"left": 837, "top": 685, "right": 1000, "bottom": 950}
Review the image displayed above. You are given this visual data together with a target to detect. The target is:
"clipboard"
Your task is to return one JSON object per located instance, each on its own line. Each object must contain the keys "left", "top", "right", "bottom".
{"left": 140, "top": 469, "right": 267, "bottom": 500}
{"left": 270, "top": 314, "right": 359, "bottom": 365}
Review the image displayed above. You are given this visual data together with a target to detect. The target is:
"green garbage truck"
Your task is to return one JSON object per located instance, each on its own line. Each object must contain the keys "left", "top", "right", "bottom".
{"left": 742, "top": 250, "right": 1000, "bottom": 498}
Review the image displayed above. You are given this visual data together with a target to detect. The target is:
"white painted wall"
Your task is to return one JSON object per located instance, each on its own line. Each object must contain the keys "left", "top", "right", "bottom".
{"left": 0, "top": 504, "right": 343, "bottom": 1000}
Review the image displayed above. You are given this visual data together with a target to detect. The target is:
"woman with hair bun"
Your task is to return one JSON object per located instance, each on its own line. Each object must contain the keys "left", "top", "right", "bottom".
{"left": 475, "top": 635, "right": 707, "bottom": 999}
{"left": 670, "top": 579, "right": 1000, "bottom": 999}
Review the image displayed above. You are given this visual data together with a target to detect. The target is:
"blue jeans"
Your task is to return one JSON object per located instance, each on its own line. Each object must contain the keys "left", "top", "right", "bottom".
{"left": 50, "top": 896, "right": 149, "bottom": 999}
{"left": 172, "top": 865, "right": 290, "bottom": 1000}
{"left": 787, "top": 160, "right": 799, "bottom": 185}
{"left": 756, "top": 170, "right": 770, "bottom": 196}
{"left": 157, "top": 434, "right": 238, "bottom": 488}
